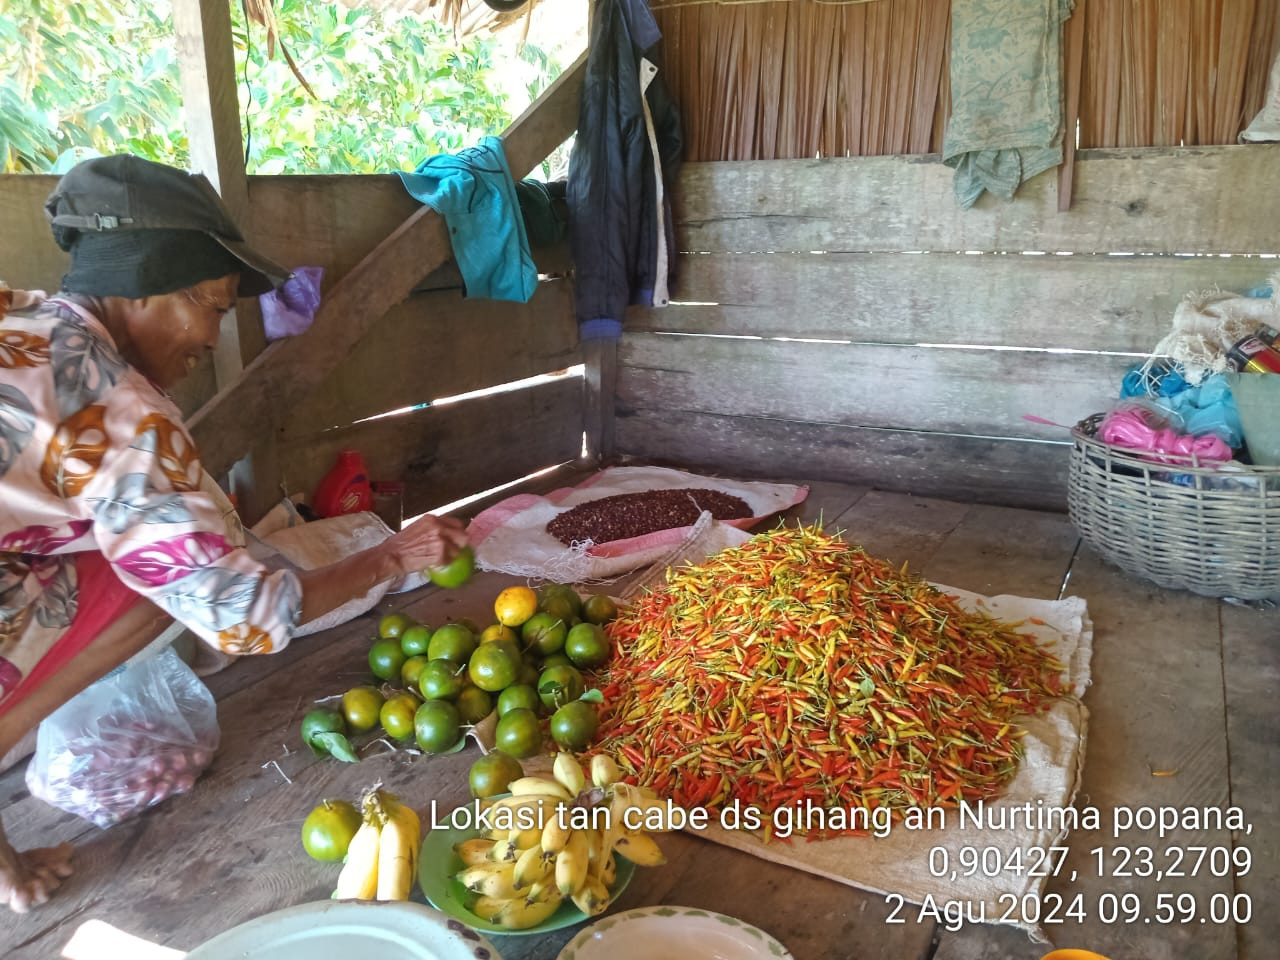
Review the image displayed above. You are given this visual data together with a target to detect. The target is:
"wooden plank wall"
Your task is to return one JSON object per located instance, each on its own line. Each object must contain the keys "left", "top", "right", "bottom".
{"left": 618, "top": 145, "right": 1280, "bottom": 511}
{"left": 245, "top": 175, "right": 584, "bottom": 518}
{"left": 0, "top": 172, "right": 585, "bottom": 519}
{"left": 0, "top": 174, "right": 63, "bottom": 292}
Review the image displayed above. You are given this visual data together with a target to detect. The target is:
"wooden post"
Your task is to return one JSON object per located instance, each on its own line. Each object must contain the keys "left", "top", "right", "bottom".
{"left": 582, "top": 338, "right": 617, "bottom": 464}
{"left": 172, "top": 0, "right": 266, "bottom": 379}
{"left": 1058, "top": 0, "right": 1087, "bottom": 212}
{"left": 173, "top": 0, "right": 275, "bottom": 520}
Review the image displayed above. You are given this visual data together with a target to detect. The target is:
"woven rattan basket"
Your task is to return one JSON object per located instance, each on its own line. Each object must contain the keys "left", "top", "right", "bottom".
{"left": 1068, "top": 414, "right": 1280, "bottom": 600}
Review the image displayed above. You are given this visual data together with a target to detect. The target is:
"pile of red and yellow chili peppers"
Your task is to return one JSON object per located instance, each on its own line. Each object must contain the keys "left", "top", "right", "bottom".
{"left": 593, "top": 525, "right": 1067, "bottom": 834}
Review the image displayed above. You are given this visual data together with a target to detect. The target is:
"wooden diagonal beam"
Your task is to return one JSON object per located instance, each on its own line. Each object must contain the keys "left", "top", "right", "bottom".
{"left": 189, "top": 52, "right": 586, "bottom": 478}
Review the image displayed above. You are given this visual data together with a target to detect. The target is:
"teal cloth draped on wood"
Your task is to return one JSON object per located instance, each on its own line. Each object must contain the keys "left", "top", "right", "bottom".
{"left": 398, "top": 136, "right": 538, "bottom": 302}
{"left": 942, "top": 0, "right": 1075, "bottom": 209}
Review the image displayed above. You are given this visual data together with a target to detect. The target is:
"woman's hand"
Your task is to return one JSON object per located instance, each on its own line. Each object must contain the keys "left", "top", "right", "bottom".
{"left": 0, "top": 826, "right": 73, "bottom": 913}
{"left": 296, "top": 514, "right": 470, "bottom": 626}
{"left": 380, "top": 513, "right": 470, "bottom": 578}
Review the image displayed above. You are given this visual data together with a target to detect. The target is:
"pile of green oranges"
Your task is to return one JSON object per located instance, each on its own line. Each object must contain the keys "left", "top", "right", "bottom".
{"left": 337, "top": 584, "right": 618, "bottom": 762}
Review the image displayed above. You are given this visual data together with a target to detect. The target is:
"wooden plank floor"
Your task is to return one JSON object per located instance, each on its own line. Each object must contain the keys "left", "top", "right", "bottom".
{"left": 2, "top": 478, "right": 1276, "bottom": 960}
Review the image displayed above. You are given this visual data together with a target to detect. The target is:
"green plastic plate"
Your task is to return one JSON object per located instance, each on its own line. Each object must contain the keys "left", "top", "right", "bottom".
{"left": 418, "top": 817, "right": 636, "bottom": 937}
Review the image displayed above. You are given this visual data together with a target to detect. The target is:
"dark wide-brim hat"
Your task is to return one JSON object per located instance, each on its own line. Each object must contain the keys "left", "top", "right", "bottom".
{"left": 45, "top": 155, "right": 291, "bottom": 297}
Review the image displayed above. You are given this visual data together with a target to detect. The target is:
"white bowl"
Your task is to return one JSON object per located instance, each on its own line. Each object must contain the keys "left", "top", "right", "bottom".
{"left": 185, "top": 900, "right": 502, "bottom": 960}
{"left": 557, "top": 906, "right": 792, "bottom": 960}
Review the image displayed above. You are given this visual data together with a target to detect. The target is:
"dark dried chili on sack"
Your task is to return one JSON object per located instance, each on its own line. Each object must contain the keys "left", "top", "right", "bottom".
{"left": 547, "top": 488, "right": 752, "bottom": 545}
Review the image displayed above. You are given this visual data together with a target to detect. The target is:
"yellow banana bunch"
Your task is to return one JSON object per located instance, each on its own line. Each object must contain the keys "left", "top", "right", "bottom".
{"left": 457, "top": 860, "right": 522, "bottom": 899}
{"left": 453, "top": 837, "right": 497, "bottom": 866}
{"left": 554, "top": 752, "right": 587, "bottom": 795}
{"left": 570, "top": 875, "right": 612, "bottom": 917}
{"left": 509, "top": 775, "right": 573, "bottom": 802}
{"left": 334, "top": 789, "right": 420, "bottom": 902}
{"left": 590, "top": 753, "right": 621, "bottom": 789}
{"left": 489, "top": 836, "right": 523, "bottom": 863}
{"left": 376, "top": 793, "right": 421, "bottom": 901}
{"left": 554, "top": 826, "right": 590, "bottom": 896}
{"left": 509, "top": 826, "right": 543, "bottom": 850}
{"left": 613, "top": 831, "right": 667, "bottom": 867}
{"left": 513, "top": 843, "right": 554, "bottom": 889}
{"left": 481, "top": 793, "right": 560, "bottom": 816}
{"left": 334, "top": 818, "right": 381, "bottom": 900}
{"left": 470, "top": 881, "right": 565, "bottom": 930}
{"left": 496, "top": 885, "right": 564, "bottom": 929}
{"left": 452, "top": 752, "right": 671, "bottom": 929}
{"left": 540, "top": 811, "right": 574, "bottom": 855}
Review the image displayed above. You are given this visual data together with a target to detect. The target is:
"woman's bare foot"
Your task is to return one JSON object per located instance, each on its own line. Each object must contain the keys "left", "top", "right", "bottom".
{"left": 0, "top": 840, "right": 74, "bottom": 912}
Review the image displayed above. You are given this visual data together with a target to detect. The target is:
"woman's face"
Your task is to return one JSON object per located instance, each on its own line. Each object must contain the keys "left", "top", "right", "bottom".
{"left": 120, "top": 274, "right": 238, "bottom": 389}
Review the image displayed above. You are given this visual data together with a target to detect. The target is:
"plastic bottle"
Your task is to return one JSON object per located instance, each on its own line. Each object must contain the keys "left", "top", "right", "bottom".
{"left": 370, "top": 481, "right": 404, "bottom": 531}
{"left": 312, "top": 449, "right": 375, "bottom": 518}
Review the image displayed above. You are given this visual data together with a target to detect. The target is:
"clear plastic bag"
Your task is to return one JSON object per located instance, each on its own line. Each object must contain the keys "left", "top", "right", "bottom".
{"left": 25, "top": 647, "right": 220, "bottom": 828}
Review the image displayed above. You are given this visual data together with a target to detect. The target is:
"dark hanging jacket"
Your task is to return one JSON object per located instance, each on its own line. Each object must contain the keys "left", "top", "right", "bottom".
{"left": 567, "top": 0, "right": 682, "bottom": 341}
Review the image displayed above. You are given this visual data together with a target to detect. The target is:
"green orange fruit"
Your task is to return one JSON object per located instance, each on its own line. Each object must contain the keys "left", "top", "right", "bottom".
{"left": 400, "top": 654, "right": 431, "bottom": 689}
{"left": 549, "top": 700, "right": 599, "bottom": 751}
{"left": 427, "top": 622, "right": 476, "bottom": 663}
{"left": 582, "top": 594, "right": 619, "bottom": 625}
{"left": 400, "top": 623, "right": 433, "bottom": 657}
{"left": 378, "top": 612, "right": 414, "bottom": 640}
{"left": 414, "top": 699, "right": 462, "bottom": 753}
{"left": 468, "top": 639, "right": 521, "bottom": 693}
{"left": 426, "top": 545, "right": 475, "bottom": 589}
{"left": 494, "top": 708, "right": 543, "bottom": 759}
{"left": 369, "top": 638, "right": 407, "bottom": 682}
{"left": 538, "top": 583, "right": 581, "bottom": 618}
{"left": 456, "top": 686, "right": 494, "bottom": 725}
{"left": 380, "top": 693, "right": 420, "bottom": 741}
{"left": 538, "top": 593, "right": 578, "bottom": 623}
{"left": 419, "top": 658, "right": 469, "bottom": 700}
{"left": 521, "top": 612, "right": 568, "bottom": 657}
{"left": 479, "top": 623, "right": 519, "bottom": 645}
{"left": 538, "top": 663, "right": 585, "bottom": 712}
{"left": 342, "top": 685, "right": 385, "bottom": 733}
{"left": 497, "top": 683, "right": 541, "bottom": 717}
{"left": 469, "top": 751, "right": 524, "bottom": 799}
{"left": 564, "top": 622, "right": 611, "bottom": 669}
{"left": 301, "top": 799, "right": 363, "bottom": 861}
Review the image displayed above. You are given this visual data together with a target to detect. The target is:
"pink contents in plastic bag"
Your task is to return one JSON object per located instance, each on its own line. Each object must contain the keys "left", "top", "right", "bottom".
{"left": 1098, "top": 405, "right": 1233, "bottom": 464}
{"left": 26, "top": 647, "right": 220, "bottom": 828}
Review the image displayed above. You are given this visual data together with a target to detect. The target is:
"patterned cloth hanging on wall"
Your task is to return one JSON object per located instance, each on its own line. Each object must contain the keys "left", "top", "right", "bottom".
{"left": 942, "top": 0, "right": 1075, "bottom": 208}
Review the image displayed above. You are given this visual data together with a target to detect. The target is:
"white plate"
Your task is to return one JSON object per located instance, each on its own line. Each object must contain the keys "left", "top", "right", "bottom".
{"left": 556, "top": 906, "right": 793, "bottom": 960}
{"left": 185, "top": 900, "right": 503, "bottom": 960}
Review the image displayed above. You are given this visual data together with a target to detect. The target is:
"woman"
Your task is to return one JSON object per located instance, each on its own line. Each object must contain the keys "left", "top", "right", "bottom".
{"left": 0, "top": 155, "right": 469, "bottom": 912}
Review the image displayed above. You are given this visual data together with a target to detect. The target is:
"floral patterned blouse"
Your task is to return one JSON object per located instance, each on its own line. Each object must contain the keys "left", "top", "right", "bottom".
{"left": 0, "top": 295, "right": 301, "bottom": 701}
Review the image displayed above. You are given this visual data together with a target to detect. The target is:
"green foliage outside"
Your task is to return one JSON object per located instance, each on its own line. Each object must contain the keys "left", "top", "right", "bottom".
{"left": 0, "top": 0, "right": 567, "bottom": 175}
